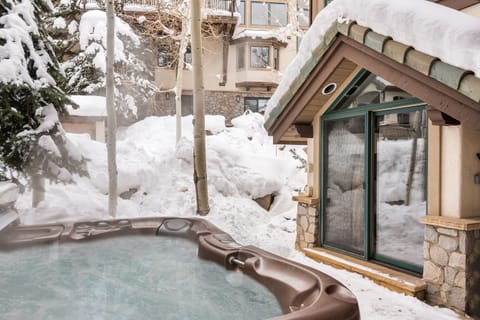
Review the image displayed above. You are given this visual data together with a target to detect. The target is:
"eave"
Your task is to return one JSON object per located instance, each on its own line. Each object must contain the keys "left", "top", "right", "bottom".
{"left": 266, "top": 21, "right": 480, "bottom": 145}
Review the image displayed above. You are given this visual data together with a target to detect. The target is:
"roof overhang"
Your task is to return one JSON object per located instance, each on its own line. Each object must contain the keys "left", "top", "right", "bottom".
{"left": 267, "top": 22, "right": 480, "bottom": 144}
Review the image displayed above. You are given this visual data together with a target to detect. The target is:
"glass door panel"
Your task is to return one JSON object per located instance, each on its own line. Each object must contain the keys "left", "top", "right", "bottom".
{"left": 374, "top": 109, "right": 427, "bottom": 269}
{"left": 324, "top": 116, "right": 365, "bottom": 254}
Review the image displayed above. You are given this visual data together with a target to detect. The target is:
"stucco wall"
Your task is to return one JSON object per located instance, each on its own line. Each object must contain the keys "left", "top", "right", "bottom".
{"left": 440, "top": 125, "right": 480, "bottom": 218}
{"left": 460, "top": 126, "right": 480, "bottom": 217}
{"left": 462, "top": 4, "right": 480, "bottom": 16}
{"left": 441, "top": 126, "right": 463, "bottom": 217}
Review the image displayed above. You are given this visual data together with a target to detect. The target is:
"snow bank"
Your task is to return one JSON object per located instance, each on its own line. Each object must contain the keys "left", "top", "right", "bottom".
{"left": 0, "top": 182, "right": 19, "bottom": 207}
{"left": 67, "top": 95, "right": 106, "bottom": 117}
{"left": 265, "top": 0, "right": 480, "bottom": 122}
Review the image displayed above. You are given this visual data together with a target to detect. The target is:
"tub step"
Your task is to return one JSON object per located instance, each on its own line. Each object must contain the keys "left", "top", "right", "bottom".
{"left": 303, "top": 247, "right": 426, "bottom": 299}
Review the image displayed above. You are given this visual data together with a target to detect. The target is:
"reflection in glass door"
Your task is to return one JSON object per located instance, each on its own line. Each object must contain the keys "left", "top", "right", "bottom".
{"left": 374, "top": 109, "right": 427, "bottom": 269}
{"left": 324, "top": 116, "right": 365, "bottom": 254}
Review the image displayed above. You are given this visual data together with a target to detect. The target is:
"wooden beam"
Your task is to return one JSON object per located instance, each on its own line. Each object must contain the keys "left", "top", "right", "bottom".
{"left": 295, "top": 124, "right": 314, "bottom": 138}
{"left": 427, "top": 106, "right": 461, "bottom": 126}
{"left": 341, "top": 36, "right": 480, "bottom": 129}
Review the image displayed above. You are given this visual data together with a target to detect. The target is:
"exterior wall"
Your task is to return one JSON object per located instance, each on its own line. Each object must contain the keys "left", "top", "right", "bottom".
{"left": 441, "top": 126, "right": 462, "bottom": 217}
{"left": 154, "top": 0, "right": 301, "bottom": 118}
{"left": 423, "top": 224, "right": 480, "bottom": 317}
{"left": 460, "top": 126, "right": 480, "bottom": 217}
{"left": 61, "top": 120, "right": 106, "bottom": 142}
{"left": 146, "top": 90, "right": 271, "bottom": 122}
{"left": 462, "top": 3, "right": 480, "bottom": 16}
{"left": 440, "top": 125, "right": 480, "bottom": 218}
{"left": 295, "top": 203, "right": 319, "bottom": 249}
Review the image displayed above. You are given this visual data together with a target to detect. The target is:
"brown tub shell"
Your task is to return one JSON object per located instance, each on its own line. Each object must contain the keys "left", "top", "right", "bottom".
{"left": 0, "top": 217, "right": 360, "bottom": 320}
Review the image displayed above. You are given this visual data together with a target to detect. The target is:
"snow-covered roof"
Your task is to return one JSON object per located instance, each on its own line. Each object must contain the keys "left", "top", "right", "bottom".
{"left": 233, "top": 29, "right": 288, "bottom": 44}
{"left": 66, "top": 95, "right": 106, "bottom": 117}
{"left": 264, "top": 0, "right": 480, "bottom": 129}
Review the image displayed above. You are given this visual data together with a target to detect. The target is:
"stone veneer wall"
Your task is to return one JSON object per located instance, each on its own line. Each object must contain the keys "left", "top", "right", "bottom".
{"left": 423, "top": 225, "right": 480, "bottom": 317}
{"left": 295, "top": 203, "right": 319, "bottom": 250}
{"left": 145, "top": 91, "right": 271, "bottom": 123}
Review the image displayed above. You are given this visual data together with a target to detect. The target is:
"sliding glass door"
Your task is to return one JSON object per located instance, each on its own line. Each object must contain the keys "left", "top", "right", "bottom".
{"left": 321, "top": 101, "right": 427, "bottom": 273}
{"left": 323, "top": 116, "right": 365, "bottom": 255}
{"left": 373, "top": 109, "right": 427, "bottom": 270}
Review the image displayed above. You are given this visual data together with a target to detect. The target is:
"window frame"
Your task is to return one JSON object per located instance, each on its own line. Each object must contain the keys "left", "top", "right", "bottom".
{"left": 244, "top": 97, "right": 269, "bottom": 113}
{"left": 320, "top": 98, "right": 427, "bottom": 274}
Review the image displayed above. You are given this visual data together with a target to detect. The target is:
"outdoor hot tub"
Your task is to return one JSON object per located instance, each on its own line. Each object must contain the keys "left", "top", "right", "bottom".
{"left": 0, "top": 217, "right": 360, "bottom": 319}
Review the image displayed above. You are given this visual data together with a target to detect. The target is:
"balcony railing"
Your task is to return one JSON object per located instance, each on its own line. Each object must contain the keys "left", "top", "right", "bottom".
{"left": 78, "top": 0, "right": 237, "bottom": 16}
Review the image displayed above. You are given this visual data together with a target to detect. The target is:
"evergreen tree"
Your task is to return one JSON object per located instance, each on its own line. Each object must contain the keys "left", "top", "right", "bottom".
{"left": 50, "top": 7, "right": 157, "bottom": 124}
{"left": 0, "top": 0, "right": 86, "bottom": 182}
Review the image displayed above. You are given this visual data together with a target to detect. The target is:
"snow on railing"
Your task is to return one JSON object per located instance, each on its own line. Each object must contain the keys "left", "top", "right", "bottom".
{"left": 77, "top": 0, "right": 237, "bottom": 15}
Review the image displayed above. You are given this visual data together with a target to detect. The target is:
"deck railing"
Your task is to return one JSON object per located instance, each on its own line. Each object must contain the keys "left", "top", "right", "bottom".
{"left": 78, "top": 0, "right": 237, "bottom": 15}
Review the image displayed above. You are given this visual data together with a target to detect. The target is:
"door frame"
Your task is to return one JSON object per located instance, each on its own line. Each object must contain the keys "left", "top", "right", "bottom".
{"left": 320, "top": 98, "right": 426, "bottom": 274}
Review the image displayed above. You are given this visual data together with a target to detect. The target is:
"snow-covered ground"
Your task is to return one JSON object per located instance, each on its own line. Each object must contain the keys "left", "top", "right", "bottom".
{"left": 14, "top": 112, "right": 459, "bottom": 319}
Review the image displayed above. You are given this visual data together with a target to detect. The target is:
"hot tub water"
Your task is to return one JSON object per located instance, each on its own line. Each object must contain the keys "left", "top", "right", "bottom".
{"left": 0, "top": 235, "right": 282, "bottom": 320}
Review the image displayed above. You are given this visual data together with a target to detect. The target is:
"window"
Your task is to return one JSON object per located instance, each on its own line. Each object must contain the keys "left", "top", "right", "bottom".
{"left": 237, "top": 0, "right": 245, "bottom": 24}
{"left": 184, "top": 46, "right": 192, "bottom": 68}
{"left": 250, "top": 46, "right": 270, "bottom": 68}
{"left": 321, "top": 71, "right": 427, "bottom": 274}
{"left": 158, "top": 49, "right": 174, "bottom": 68}
{"left": 237, "top": 46, "right": 245, "bottom": 69}
{"left": 244, "top": 97, "right": 269, "bottom": 113}
{"left": 273, "top": 47, "right": 279, "bottom": 70}
{"left": 298, "top": 0, "right": 310, "bottom": 27}
{"left": 251, "top": 1, "right": 287, "bottom": 26}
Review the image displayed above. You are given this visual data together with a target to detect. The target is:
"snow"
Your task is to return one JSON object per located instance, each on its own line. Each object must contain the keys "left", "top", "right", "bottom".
{"left": 53, "top": 17, "right": 66, "bottom": 29}
{"left": 0, "top": 0, "right": 56, "bottom": 87}
{"left": 233, "top": 29, "right": 288, "bottom": 43}
{"left": 265, "top": 0, "right": 480, "bottom": 123}
{"left": 66, "top": 95, "right": 107, "bottom": 117}
{"left": 0, "top": 182, "right": 19, "bottom": 207}
{"left": 78, "top": 10, "right": 140, "bottom": 72}
{"left": 10, "top": 107, "right": 458, "bottom": 319}
{"left": 68, "top": 20, "right": 78, "bottom": 35}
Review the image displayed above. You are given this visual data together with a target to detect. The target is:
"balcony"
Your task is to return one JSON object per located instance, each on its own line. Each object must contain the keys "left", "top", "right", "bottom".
{"left": 77, "top": 0, "right": 238, "bottom": 17}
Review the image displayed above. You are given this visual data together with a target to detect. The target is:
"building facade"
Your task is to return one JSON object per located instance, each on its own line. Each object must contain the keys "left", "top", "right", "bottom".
{"left": 153, "top": 0, "right": 309, "bottom": 122}
{"left": 265, "top": 0, "right": 480, "bottom": 317}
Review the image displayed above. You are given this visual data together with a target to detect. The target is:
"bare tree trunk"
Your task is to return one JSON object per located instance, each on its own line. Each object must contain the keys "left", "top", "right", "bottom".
{"left": 106, "top": 0, "right": 118, "bottom": 217}
{"left": 191, "top": 0, "right": 209, "bottom": 215}
{"left": 175, "top": 18, "right": 188, "bottom": 144}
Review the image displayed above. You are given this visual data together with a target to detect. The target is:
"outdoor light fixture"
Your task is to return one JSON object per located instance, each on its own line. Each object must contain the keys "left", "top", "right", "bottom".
{"left": 236, "top": 95, "right": 241, "bottom": 103}
{"left": 165, "top": 92, "right": 170, "bottom": 100}
{"left": 322, "top": 82, "right": 337, "bottom": 95}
